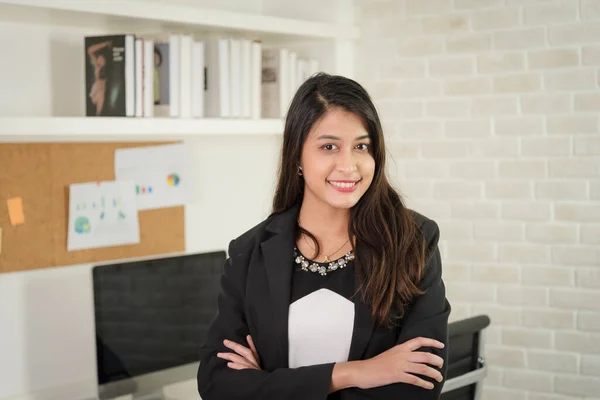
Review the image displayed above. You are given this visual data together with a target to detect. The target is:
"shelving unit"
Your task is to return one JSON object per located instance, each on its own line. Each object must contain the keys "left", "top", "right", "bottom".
{"left": 0, "top": 117, "right": 285, "bottom": 142}
{"left": 0, "top": 0, "right": 360, "bottom": 40}
{"left": 0, "top": 0, "right": 358, "bottom": 141}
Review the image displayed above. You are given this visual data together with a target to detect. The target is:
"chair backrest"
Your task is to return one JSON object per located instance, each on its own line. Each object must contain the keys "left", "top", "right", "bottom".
{"left": 440, "top": 315, "right": 491, "bottom": 400}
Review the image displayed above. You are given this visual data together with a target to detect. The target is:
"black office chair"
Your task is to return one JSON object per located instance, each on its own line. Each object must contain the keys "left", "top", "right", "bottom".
{"left": 440, "top": 315, "right": 491, "bottom": 400}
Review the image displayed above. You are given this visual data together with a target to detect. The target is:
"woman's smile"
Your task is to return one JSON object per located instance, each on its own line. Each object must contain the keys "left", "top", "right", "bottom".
{"left": 327, "top": 179, "right": 361, "bottom": 193}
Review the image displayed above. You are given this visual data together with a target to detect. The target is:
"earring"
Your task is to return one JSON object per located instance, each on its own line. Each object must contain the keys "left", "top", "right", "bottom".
{"left": 297, "top": 166, "right": 303, "bottom": 176}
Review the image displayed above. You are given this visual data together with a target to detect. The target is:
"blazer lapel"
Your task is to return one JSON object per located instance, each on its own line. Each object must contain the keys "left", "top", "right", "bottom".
{"left": 259, "top": 205, "right": 299, "bottom": 367}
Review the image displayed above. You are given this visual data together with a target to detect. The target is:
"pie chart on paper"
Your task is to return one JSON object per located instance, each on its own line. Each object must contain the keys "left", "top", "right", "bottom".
{"left": 114, "top": 143, "right": 191, "bottom": 210}
{"left": 167, "top": 173, "right": 180, "bottom": 187}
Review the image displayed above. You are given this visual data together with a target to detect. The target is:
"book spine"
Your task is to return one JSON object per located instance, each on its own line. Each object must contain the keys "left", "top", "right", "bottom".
{"left": 179, "top": 34, "right": 193, "bottom": 118}
{"left": 261, "top": 48, "right": 279, "bottom": 119}
{"left": 229, "top": 39, "right": 242, "bottom": 118}
{"left": 205, "top": 39, "right": 218, "bottom": 118}
{"left": 279, "top": 48, "right": 289, "bottom": 118}
{"left": 125, "top": 34, "right": 136, "bottom": 117}
{"left": 135, "top": 39, "right": 143, "bottom": 117}
{"left": 241, "top": 39, "right": 252, "bottom": 119}
{"left": 288, "top": 51, "right": 297, "bottom": 109}
{"left": 218, "top": 38, "right": 230, "bottom": 118}
{"left": 153, "top": 41, "right": 171, "bottom": 117}
{"left": 143, "top": 39, "right": 154, "bottom": 117}
{"left": 169, "top": 34, "right": 180, "bottom": 117}
{"left": 192, "top": 40, "right": 205, "bottom": 118}
{"left": 297, "top": 58, "right": 307, "bottom": 90}
{"left": 250, "top": 41, "right": 262, "bottom": 120}
{"left": 309, "top": 59, "right": 320, "bottom": 77}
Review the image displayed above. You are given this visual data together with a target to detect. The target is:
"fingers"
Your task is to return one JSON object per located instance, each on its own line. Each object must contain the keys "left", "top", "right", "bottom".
{"left": 408, "top": 351, "right": 445, "bottom": 369}
{"left": 226, "top": 362, "right": 253, "bottom": 370}
{"left": 405, "top": 361, "right": 443, "bottom": 383}
{"left": 247, "top": 335, "right": 260, "bottom": 364}
{"left": 403, "top": 337, "right": 445, "bottom": 352}
{"left": 223, "top": 339, "right": 259, "bottom": 366}
{"left": 216, "top": 352, "right": 257, "bottom": 369}
{"left": 401, "top": 373, "right": 436, "bottom": 390}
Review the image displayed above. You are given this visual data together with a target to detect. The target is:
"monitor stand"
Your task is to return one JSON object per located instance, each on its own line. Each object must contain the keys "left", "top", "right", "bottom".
{"left": 132, "top": 388, "right": 176, "bottom": 400}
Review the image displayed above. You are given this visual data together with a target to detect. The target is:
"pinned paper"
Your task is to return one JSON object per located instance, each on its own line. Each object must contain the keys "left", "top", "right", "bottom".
{"left": 114, "top": 143, "right": 192, "bottom": 210}
{"left": 7, "top": 197, "right": 25, "bottom": 226}
{"left": 67, "top": 181, "right": 140, "bottom": 251}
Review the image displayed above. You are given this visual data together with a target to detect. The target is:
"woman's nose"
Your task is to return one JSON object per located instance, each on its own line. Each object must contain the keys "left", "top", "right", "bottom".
{"left": 336, "top": 151, "right": 357, "bottom": 172}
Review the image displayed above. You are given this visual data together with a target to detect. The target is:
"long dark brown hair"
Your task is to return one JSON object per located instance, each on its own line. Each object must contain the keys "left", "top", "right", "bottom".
{"left": 271, "top": 73, "right": 426, "bottom": 328}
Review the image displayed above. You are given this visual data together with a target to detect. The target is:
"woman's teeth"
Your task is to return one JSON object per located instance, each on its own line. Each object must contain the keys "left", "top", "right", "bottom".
{"left": 329, "top": 181, "right": 357, "bottom": 188}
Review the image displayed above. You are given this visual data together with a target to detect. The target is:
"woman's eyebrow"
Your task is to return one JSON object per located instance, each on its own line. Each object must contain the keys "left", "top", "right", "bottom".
{"left": 316, "top": 134, "right": 340, "bottom": 140}
{"left": 316, "top": 134, "right": 370, "bottom": 141}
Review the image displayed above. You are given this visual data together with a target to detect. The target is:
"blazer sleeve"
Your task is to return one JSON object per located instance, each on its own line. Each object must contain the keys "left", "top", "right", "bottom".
{"left": 197, "top": 240, "right": 335, "bottom": 400}
{"left": 340, "top": 219, "right": 451, "bottom": 400}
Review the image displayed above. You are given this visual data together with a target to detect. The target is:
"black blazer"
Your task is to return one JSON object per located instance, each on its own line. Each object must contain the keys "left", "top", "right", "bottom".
{"left": 197, "top": 204, "right": 451, "bottom": 400}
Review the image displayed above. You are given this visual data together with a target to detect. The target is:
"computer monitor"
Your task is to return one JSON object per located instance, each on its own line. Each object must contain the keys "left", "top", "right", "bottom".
{"left": 92, "top": 250, "right": 226, "bottom": 400}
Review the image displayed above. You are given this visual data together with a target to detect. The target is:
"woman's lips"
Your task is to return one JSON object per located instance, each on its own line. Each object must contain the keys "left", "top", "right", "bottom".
{"left": 328, "top": 180, "right": 360, "bottom": 193}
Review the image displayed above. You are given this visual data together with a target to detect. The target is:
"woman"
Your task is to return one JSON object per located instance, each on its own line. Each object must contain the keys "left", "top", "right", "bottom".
{"left": 197, "top": 73, "right": 451, "bottom": 400}
{"left": 87, "top": 40, "right": 111, "bottom": 116}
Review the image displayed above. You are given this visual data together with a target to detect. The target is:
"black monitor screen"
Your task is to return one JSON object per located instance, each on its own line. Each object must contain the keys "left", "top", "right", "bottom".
{"left": 92, "top": 251, "right": 226, "bottom": 385}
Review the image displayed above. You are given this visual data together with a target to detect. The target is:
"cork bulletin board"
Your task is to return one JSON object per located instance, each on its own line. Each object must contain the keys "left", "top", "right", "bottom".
{"left": 0, "top": 143, "right": 185, "bottom": 274}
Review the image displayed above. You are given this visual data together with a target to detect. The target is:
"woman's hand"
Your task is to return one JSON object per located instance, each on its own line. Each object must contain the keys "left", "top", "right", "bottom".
{"left": 216, "top": 335, "right": 262, "bottom": 371}
{"left": 354, "top": 337, "right": 445, "bottom": 390}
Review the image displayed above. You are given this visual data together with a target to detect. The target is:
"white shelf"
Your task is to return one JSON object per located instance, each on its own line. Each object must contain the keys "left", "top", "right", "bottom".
{"left": 0, "top": 0, "right": 360, "bottom": 40}
{"left": 0, "top": 117, "right": 284, "bottom": 142}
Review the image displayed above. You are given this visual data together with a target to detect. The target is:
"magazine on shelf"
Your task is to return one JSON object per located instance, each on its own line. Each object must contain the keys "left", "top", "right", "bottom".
{"left": 85, "top": 34, "right": 135, "bottom": 117}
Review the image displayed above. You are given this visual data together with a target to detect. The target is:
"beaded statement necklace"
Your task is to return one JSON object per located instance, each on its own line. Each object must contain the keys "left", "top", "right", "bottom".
{"left": 293, "top": 247, "right": 355, "bottom": 276}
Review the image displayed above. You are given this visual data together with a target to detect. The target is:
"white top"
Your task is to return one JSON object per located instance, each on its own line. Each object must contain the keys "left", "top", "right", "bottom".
{"left": 288, "top": 288, "right": 355, "bottom": 368}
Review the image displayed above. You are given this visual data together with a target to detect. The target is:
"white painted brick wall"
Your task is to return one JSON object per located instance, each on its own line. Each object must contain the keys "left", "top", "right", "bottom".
{"left": 576, "top": 267, "right": 600, "bottom": 289}
{"left": 523, "top": 309, "right": 575, "bottom": 331}
{"left": 522, "top": 265, "right": 574, "bottom": 286}
{"left": 528, "top": 350, "right": 579, "bottom": 373}
{"left": 582, "top": 355, "right": 600, "bottom": 376}
{"left": 503, "top": 369, "right": 554, "bottom": 392}
{"left": 357, "top": 0, "right": 600, "bottom": 397}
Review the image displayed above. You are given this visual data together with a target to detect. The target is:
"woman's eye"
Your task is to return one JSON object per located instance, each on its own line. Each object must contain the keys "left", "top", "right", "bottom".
{"left": 357, "top": 143, "right": 370, "bottom": 151}
{"left": 322, "top": 144, "right": 337, "bottom": 151}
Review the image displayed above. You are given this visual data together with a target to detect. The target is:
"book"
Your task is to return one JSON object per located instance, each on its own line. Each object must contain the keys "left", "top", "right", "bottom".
{"left": 309, "top": 59, "right": 320, "bottom": 77}
{"left": 135, "top": 38, "right": 155, "bottom": 117}
{"left": 179, "top": 34, "right": 193, "bottom": 118}
{"left": 297, "top": 58, "right": 309, "bottom": 89}
{"left": 85, "top": 34, "right": 135, "bottom": 117}
{"left": 229, "top": 39, "right": 242, "bottom": 118}
{"left": 192, "top": 40, "right": 205, "bottom": 118}
{"left": 154, "top": 34, "right": 180, "bottom": 117}
{"left": 288, "top": 51, "right": 297, "bottom": 105}
{"left": 135, "top": 38, "right": 143, "bottom": 117}
{"left": 241, "top": 39, "right": 252, "bottom": 118}
{"left": 250, "top": 40, "right": 262, "bottom": 119}
{"left": 261, "top": 47, "right": 289, "bottom": 118}
{"left": 143, "top": 39, "right": 154, "bottom": 117}
{"left": 205, "top": 38, "right": 230, "bottom": 118}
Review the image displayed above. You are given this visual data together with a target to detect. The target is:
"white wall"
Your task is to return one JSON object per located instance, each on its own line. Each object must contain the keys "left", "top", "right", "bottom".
{"left": 356, "top": 0, "right": 600, "bottom": 399}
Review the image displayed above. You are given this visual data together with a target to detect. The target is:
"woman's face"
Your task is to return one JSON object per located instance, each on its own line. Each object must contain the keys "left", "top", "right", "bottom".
{"left": 95, "top": 55, "right": 106, "bottom": 77}
{"left": 300, "top": 107, "right": 375, "bottom": 210}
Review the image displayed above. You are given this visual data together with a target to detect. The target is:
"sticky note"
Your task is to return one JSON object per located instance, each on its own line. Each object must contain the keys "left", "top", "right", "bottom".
{"left": 7, "top": 197, "right": 25, "bottom": 226}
